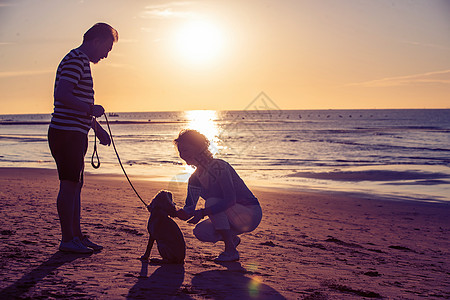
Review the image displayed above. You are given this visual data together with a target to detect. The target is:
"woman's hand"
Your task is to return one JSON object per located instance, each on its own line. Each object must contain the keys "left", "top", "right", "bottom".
{"left": 187, "top": 209, "right": 205, "bottom": 224}
{"left": 176, "top": 209, "right": 191, "bottom": 221}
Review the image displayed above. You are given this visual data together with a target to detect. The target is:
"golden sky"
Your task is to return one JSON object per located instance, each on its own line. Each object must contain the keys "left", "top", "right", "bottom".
{"left": 1, "top": 0, "right": 449, "bottom": 114}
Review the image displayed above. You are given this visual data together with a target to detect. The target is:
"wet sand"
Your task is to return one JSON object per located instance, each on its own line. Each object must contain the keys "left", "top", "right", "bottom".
{"left": 0, "top": 167, "right": 449, "bottom": 299}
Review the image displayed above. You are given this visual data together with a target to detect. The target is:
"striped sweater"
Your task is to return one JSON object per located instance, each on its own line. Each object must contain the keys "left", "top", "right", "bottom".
{"left": 50, "top": 49, "right": 93, "bottom": 134}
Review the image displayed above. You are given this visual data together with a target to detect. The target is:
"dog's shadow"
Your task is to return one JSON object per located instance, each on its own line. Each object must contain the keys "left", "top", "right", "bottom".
{"left": 191, "top": 261, "right": 287, "bottom": 299}
{"left": 127, "top": 261, "right": 189, "bottom": 299}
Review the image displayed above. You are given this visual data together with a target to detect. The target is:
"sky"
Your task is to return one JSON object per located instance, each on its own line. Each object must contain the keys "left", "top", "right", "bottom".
{"left": 0, "top": 0, "right": 449, "bottom": 114}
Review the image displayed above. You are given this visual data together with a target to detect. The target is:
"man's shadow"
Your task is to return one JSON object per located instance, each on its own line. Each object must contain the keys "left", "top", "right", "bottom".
{"left": 191, "top": 261, "right": 286, "bottom": 299}
{"left": 0, "top": 251, "right": 89, "bottom": 299}
{"left": 127, "top": 261, "right": 188, "bottom": 299}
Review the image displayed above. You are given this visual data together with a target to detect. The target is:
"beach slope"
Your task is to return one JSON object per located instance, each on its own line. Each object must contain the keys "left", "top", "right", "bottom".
{"left": 0, "top": 168, "right": 449, "bottom": 299}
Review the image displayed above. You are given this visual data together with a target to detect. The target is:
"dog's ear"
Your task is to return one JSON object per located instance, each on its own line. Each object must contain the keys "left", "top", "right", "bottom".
{"left": 164, "top": 192, "right": 177, "bottom": 217}
{"left": 149, "top": 190, "right": 165, "bottom": 211}
{"left": 148, "top": 195, "right": 159, "bottom": 212}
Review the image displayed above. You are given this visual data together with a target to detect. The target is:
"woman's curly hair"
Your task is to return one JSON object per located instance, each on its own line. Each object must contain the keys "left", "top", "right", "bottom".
{"left": 174, "top": 129, "right": 212, "bottom": 157}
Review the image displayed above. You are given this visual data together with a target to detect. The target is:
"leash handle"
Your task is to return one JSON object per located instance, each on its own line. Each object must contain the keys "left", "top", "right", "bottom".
{"left": 91, "top": 117, "right": 101, "bottom": 169}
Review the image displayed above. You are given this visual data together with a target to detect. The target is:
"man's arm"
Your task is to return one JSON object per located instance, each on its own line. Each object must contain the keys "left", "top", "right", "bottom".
{"left": 54, "top": 79, "right": 104, "bottom": 117}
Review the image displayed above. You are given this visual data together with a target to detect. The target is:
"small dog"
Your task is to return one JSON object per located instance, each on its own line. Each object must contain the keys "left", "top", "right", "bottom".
{"left": 140, "top": 190, "right": 186, "bottom": 264}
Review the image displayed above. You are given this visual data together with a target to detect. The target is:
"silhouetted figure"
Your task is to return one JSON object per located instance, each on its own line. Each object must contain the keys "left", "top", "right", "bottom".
{"left": 48, "top": 23, "right": 118, "bottom": 253}
{"left": 174, "top": 129, "right": 262, "bottom": 262}
{"left": 141, "top": 191, "right": 186, "bottom": 264}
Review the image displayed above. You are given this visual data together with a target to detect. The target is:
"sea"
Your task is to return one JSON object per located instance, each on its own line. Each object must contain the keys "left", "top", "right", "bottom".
{"left": 1, "top": 109, "right": 449, "bottom": 203}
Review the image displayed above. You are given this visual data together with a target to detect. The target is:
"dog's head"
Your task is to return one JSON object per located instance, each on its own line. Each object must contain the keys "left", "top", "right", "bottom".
{"left": 147, "top": 190, "right": 177, "bottom": 217}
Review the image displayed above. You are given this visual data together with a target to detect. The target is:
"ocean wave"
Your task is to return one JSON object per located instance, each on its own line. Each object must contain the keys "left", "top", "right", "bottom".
{"left": 99, "top": 120, "right": 187, "bottom": 125}
{"left": 305, "top": 138, "right": 450, "bottom": 153}
{"left": 123, "top": 159, "right": 182, "bottom": 166}
{"left": 383, "top": 179, "right": 450, "bottom": 186}
{"left": 287, "top": 170, "right": 450, "bottom": 182}
{"left": 354, "top": 126, "right": 449, "bottom": 131}
{"left": 0, "top": 120, "right": 187, "bottom": 126}
{"left": 0, "top": 121, "right": 49, "bottom": 125}
{"left": 0, "top": 158, "right": 53, "bottom": 164}
{"left": 0, "top": 135, "right": 47, "bottom": 142}
{"left": 262, "top": 157, "right": 450, "bottom": 169}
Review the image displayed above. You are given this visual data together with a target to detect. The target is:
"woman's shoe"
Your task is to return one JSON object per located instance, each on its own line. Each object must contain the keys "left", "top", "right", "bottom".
{"left": 214, "top": 250, "right": 240, "bottom": 262}
{"left": 233, "top": 236, "right": 241, "bottom": 247}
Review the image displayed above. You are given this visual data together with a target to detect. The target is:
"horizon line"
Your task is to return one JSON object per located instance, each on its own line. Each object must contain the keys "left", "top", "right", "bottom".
{"left": 1, "top": 107, "right": 450, "bottom": 116}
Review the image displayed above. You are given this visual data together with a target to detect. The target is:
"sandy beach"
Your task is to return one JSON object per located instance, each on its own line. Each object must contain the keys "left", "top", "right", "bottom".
{"left": 0, "top": 167, "right": 449, "bottom": 299}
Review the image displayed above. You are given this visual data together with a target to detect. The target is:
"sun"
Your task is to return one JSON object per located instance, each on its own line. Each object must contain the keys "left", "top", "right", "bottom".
{"left": 174, "top": 20, "right": 225, "bottom": 65}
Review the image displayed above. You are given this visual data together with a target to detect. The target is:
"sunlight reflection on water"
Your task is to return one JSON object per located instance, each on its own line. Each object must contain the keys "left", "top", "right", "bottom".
{"left": 185, "top": 109, "right": 224, "bottom": 156}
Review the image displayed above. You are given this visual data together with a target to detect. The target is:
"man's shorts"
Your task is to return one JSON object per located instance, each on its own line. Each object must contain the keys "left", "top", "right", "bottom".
{"left": 48, "top": 127, "right": 88, "bottom": 183}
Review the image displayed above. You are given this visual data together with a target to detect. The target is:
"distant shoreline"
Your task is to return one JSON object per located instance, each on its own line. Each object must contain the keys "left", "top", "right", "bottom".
{"left": 0, "top": 120, "right": 188, "bottom": 125}
{"left": 1, "top": 108, "right": 449, "bottom": 118}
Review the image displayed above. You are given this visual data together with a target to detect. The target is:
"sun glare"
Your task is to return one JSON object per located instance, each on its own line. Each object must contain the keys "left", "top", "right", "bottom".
{"left": 185, "top": 110, "right": 221, "bottom": 155}
{"left": 175, "top": 110, "right": 222, "bottom": 177}
{"left": 174, "top": 20, "right": 225, "bottom": 65}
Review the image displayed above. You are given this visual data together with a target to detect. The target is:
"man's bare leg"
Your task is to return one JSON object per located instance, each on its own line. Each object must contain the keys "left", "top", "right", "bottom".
{"left": 57, "top": 180, "right": 78, "bottom": 242}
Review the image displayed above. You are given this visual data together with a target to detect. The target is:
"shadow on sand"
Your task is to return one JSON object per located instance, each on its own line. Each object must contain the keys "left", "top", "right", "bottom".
{"left": 127, "top": 261, "right": 187, "bottom": 299}
{"left": 0, "top": 251, "right": 90, "bottom": 299}
{"left": 127, "top": 261, "right": 285, "bottom": 299}
{"left": 191, "top": 261, "right": 286, "bottom": 299}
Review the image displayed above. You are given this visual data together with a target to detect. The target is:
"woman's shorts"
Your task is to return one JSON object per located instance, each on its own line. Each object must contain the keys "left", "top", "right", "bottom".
{"left": 48, "top": 127, "right": 88, "bottom": 183}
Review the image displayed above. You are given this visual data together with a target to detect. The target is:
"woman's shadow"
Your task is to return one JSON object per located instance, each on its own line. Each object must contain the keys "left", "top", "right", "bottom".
{"left": 191, "top": 261, "right": 286, "bottom": 299}
{"left": 127, "top": 261, "right": 188, "bottom": 299}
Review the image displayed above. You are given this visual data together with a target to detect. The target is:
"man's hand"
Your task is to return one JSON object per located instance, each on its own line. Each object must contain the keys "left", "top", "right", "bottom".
{"left": 92, "top": 105, "right": 105, "bottom": 117}
{"left": 92, "top": 118, "right": 110, "bottom": 146}
{"left": 96, "top": 126, "right": 111, "bottom": 146}
{"left": 187, "top": 209, "right": 205, "bottom": 224}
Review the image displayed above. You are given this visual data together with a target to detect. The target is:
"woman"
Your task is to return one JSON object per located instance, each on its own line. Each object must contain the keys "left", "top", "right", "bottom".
{"left": 175, "top": 129, "right": 262, "bottom": 262}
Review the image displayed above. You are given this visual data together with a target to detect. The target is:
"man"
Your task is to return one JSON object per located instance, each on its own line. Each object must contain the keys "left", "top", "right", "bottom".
{"left": 48, "top": 23, "right": 118, "bottom": 253}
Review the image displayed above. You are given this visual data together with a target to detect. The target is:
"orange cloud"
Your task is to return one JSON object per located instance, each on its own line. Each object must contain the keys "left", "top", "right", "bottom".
{"left": 140, "top": 2, "right": 196, "bottom": 19}
{"left": 347, "top": 69, "right": 450, "bottom": 87}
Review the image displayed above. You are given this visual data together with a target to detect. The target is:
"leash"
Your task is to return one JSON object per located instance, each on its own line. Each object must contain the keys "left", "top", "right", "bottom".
{"left": 91, "top": 114, "right": 148, "bottom": 207}
{"left": 91, "top": 119, "right": 101, "bottom": 169}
